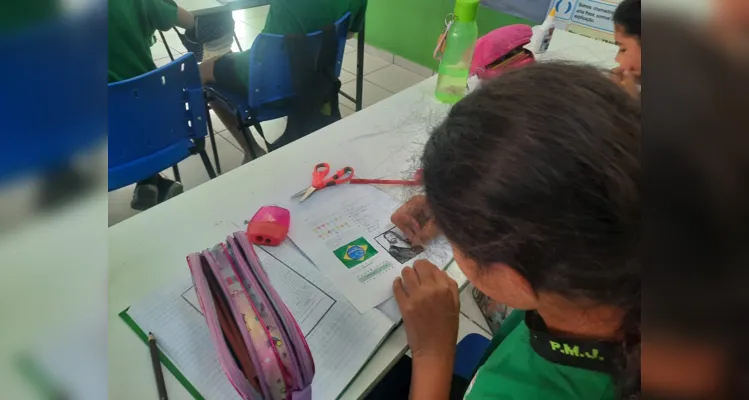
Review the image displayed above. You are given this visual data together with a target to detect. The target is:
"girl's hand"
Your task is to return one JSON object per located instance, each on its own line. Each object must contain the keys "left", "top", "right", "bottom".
{"left": 610, "top": 67, "right": 641, "bottom": 98}
{"left": 391, "top": 195, "right": 440, "bottom": 246}
{"left": 393, "top": 260, "right": 460, "bottom": 361}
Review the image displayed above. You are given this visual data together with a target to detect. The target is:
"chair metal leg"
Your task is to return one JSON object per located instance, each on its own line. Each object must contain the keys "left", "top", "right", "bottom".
{"left": 234, "top": 112, "right": 256, "bottom": 160}
{"left": 172, "top": 165, "right": 182, "bottom": 182}
{"left": 252, "top": 122, "right": 266, "bottom": 143}
{"left": 233, "top": 32, "right": 243, "bottom": 52}
{"left": 251, "top": 122, "right": 270, "bottom": 153}
{"left": 339, "top": 91, "right": 356, "bottom": 104}
{"left": 205, "top": 104, "right": 222, "bottom": 175}
{"left": 355, "top": 23, "right": 365, "bottom": 111}
{"left": 239, "top": 124, "right": 257, "bottom": 160}
{"left": 192, "top": 137, "right": 217, "bottom": 179}
{"left": 199, "top": 150, "right": 217, "bottom": 179}
{"left": 158, "top": 30, "right": 175, "bottom": 61}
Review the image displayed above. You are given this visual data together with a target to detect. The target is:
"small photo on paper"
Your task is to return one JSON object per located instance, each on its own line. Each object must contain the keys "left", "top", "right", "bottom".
{"left": 374, "top": 227, "right": 425, "bottom": 264}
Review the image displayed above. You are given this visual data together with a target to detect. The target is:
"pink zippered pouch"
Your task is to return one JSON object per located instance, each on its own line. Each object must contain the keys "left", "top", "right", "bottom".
{"left": 186, "top": 233, "right": 314, "bottom": 400}
{"left": 471, "top": 24, "right": 535, "bottom": 80}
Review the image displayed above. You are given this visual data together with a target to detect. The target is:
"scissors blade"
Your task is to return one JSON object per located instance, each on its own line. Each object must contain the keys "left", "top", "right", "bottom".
{"left": 300, "top": 187, "right": 316, "bottom": 202}
{"left": 291, "top": 187, "right": 309, "bottom": 199}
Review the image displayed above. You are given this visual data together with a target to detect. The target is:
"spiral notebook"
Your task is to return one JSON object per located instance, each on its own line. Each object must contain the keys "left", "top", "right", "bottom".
{"left": 120, "top": 241, "right": 397, "bottom": 400}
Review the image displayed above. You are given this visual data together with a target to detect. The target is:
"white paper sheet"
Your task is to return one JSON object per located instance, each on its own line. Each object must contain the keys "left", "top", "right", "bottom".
{"left": 285, "top": 185, "right": 454, "bottom": 312}
{"left": 126, "top": 241, "right": 396, "bottom": 400}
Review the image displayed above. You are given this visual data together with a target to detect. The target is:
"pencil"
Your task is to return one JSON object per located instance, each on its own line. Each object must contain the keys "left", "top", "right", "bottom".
{"left": 350, "top": 168, "right": 423, "bottom": 186}
{"left": 490, "top": 52, "right": 527, "bottom": 70}
{"left": 350, "top": 178, "right": 420, "bottom": 185}
{"left": 148, "top": 332, "right": 169, "bottom": 400}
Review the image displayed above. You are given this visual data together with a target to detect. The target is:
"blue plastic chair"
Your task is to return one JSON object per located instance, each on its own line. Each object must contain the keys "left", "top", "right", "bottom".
{"left": 108, "top": 53, "right": 217, "bottom": 192}
{"left": 454, "top": 333, "right": 491, "bottom": 380}
{"left": 0, "top": 10, "right": 105, "bottom": 187}
{"left": 204, "top": 12, "right": 351, "bottom": 157}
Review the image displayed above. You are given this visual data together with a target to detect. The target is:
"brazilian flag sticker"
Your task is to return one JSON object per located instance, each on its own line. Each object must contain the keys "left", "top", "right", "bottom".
{"left": 333, "top": 237, "right": 378, "bottom": 269}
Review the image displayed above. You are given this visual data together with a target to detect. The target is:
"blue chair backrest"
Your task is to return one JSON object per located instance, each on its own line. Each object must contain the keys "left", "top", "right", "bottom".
{"left": 454, "top": 333, "right": 491, "bottom": 380}
{"left": 246, "top": 12, "right": 351, "bottom": 108}
{"left": 108, "top": 53, "right": 207, "bottom": 190}
{"left": 0, "top": 9, "right": 106, "bottom": 185}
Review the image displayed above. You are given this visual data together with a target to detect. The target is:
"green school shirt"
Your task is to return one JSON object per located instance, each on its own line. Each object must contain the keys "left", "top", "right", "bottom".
{"left": 108, "top": 0, "right": 178, "bottom": 83}
{"left": 464, "top": 310, "right": 617, "bottom": 400}
{"left": 0, "top": 1, "right": 58, "bottom": 33}
{"left": 227, "top": 0, "right": 368, "bottom": 87}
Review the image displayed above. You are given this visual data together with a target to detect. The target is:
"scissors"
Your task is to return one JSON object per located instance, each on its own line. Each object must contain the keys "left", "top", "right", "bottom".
{"left": 292, "top": 163, "right": 355, "bottom": 202}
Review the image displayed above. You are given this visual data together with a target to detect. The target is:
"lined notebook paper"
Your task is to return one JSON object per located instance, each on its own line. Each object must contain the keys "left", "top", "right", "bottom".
{"left": 126, "top": 241, "right": 396, "bottom": 400}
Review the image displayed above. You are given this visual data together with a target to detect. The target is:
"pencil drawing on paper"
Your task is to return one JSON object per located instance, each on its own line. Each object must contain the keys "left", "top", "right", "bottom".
{"left": 373, "top": 227, "right": 424, "bottom": 264}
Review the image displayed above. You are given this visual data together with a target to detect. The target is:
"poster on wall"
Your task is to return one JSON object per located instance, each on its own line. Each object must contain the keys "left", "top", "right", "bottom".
{"left": 546, "top": 0, "right": 623, "bottom": 43}
{"left": 479, "top": 0, "right": 553, "bottom": 23}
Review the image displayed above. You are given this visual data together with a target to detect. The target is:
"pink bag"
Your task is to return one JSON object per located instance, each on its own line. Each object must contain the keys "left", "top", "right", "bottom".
{"left": 470, "top": 24, "right": 535, "bottom": 80}
{"left": 187, "top": 232, "right": 314, "bottom": 400}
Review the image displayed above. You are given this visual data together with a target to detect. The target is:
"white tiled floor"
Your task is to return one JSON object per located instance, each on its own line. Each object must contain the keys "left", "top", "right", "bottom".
{"left": 364, "top": 65, "right": 426, "bottom": 94}
{"left": 111, "top": 6, "right": 431, "bottom": 227}
{"left": 460, "top": 283, "right": 493, "bottom": 335}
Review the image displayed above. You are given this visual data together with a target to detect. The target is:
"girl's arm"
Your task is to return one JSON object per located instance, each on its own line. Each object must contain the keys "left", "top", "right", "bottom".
{"left": 411, "top": 354, "right": 455, "bottom": 400}
{"left": 176, "top": 6, "right": 195, "bottom": 30}
{"left": 392, "top": 260, "right": 460, "bottom": 400}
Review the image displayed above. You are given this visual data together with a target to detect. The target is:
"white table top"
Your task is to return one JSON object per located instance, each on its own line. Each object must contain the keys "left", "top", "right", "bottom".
{"left": 177, "top": 0, "right": 270, "bottom": 16}
{"left": 108, "top": 28, "right": 617, "bottom": 400}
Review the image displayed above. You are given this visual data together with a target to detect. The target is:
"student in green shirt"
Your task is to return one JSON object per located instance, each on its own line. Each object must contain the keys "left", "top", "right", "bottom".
{"left": 390, "top": 62, "right": 641, "bottom": 399}
{"left": 108, "top": 0, "right": 196, "bottom": 210}
{"left": 198, "top": 0, "right": 368, "bottom": 163}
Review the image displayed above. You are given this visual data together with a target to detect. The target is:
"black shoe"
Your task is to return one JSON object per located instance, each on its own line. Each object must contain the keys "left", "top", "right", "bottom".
{"left": 130, "top": 181, "right": 159, "bottom": 211}
{"left": 39, "top": 165, "right": 93, "bottom": 210}
{"left": 157, "top": 177, "right": 184, "bottom": 203}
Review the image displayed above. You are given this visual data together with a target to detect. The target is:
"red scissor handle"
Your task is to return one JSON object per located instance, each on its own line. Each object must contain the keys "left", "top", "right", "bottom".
{"left": 311, "top": 163, "right": 354, "bottom": 189}
{"left": 310, "top": 163, "right": 330, "bottom": 188}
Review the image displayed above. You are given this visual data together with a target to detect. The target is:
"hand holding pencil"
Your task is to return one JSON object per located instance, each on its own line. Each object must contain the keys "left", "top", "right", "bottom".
{"left": 391, "top": 195, "right": 440, "bottom": 247}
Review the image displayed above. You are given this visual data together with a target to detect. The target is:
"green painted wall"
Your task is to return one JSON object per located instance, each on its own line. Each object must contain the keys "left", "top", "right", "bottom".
{"left": 364, "top": 0, "right": 534, "bottom": 71}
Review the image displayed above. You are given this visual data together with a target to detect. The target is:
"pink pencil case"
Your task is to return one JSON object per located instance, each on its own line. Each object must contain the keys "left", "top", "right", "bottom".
{"left": 471, "top": 24, "right": 535, "bottom": 80}
{"left": 186, "top": 232, "right": 314, "bottom": 400}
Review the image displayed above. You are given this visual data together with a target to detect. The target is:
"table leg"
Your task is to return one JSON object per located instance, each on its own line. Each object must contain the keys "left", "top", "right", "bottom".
{"left": 158, "top": 30, "right": 175, "bottom": 61}
{"left": 355, "top": 22, "right": 365, "bottom": 111}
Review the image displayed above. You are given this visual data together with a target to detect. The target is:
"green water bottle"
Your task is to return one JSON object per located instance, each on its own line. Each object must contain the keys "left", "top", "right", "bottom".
{"left": 435, "top": 0, "right": 479, "bottom": 104}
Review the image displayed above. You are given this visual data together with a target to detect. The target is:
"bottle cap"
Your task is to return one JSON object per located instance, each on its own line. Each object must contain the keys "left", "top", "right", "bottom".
{"left": 454, "top": 0, "right": 479, "bottom": 22}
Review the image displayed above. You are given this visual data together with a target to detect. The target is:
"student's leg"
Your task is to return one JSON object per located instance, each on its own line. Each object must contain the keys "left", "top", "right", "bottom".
{"left": 365, "top": 356, "right": 470, "bottom": 400}
{"left": 199, "top": 56, "right": 266, "bottom": 164}
{"left": 364, "top": 355, "right": 411, "bottom": 400}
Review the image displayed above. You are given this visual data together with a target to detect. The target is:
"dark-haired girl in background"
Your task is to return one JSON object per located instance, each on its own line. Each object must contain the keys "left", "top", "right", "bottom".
{"left": 390, "top": 62, "right": 641, "bottom": 399}
{"left": 612, "top": 0, "right": 641, "bottom": 97}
